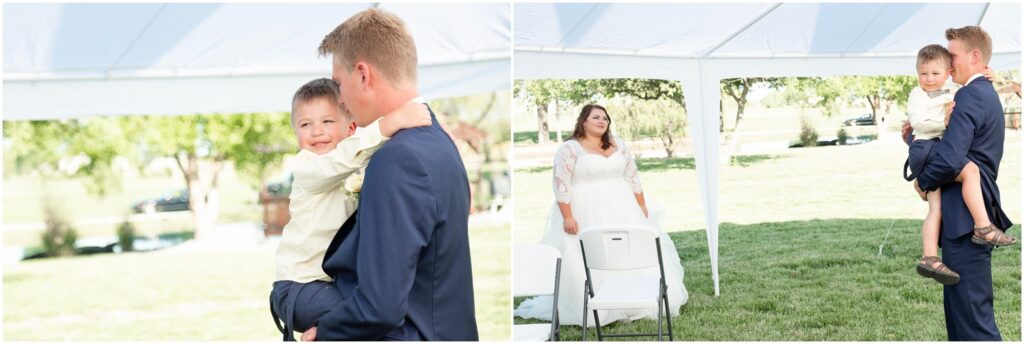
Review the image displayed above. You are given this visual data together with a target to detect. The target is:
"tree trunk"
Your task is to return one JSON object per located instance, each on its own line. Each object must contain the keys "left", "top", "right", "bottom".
{"left": 867, "top": 95, "right": 882, "bottom": 132}
{"left": 174, "top": 152, "right": 225, "bottom": 241}
{"left": 722, "top": 80, "right": 751, "bottom": 166}
{"left": 553, "top": 100, "right": 562, "bottom": 142}
{"left": 536, "top": 100, "right": 549, "bottom": 144}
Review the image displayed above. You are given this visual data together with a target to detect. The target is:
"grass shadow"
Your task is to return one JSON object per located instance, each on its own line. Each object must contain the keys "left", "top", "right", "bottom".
{"left": 729, "top": 154, "right": 781, "bottom": 168}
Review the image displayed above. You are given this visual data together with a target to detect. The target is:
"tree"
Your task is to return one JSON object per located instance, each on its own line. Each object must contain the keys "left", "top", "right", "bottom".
{"left": 587, "top": 79, "right": 686, "bottom": 157}
{"left": 611, "top": 97, "right": 688, "bottom": 157}
{"left": 720, "top": 78, "right": 783, "bottom": 164}
{"left": 516, "top": 78, "right": 688, "bottom": 156}
{"left": 780, "top": 76, "right": 915, "bottom": 122}
{"left": 514, "top": 80, "right": 573, "bottom": 144}
{"left": 131, "top": 113, "right": 294, "bottom": 239}
{"left": 3, "top": 113, "right": 295, "bottom": 240}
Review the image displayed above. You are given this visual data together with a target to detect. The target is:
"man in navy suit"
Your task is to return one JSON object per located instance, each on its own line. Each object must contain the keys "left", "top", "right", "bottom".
{"left": 303, "top": 8, "right": 478, "bottom": 341}
{"left": 911, "top": 26, "right": 1012, "bottom": 341}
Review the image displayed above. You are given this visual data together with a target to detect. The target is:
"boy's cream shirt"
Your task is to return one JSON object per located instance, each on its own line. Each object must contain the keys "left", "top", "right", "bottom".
{"left": 275, "top": 119, "right": 386, "bottom": 283}
{"left": 908, "top": 81, "right": 959, "bottom": 141}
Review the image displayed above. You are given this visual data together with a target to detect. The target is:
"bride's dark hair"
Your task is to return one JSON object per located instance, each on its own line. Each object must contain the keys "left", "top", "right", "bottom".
{"left": 570, "top": 104, "right": 613, "bottom": 150}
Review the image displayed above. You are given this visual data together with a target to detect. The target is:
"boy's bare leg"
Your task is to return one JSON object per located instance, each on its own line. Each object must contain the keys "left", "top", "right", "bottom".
{"left": 922, "top": 189, "right": 942, "bottom": 264}
{"left": 956, "top": 161, "right": 993, "bottom": 233}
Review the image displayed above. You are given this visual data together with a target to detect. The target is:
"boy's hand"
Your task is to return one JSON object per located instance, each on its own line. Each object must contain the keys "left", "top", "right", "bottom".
{"left": 944, "top": 101, "right": 955, "bottom": 126}
{"left": 901, "top": 121, "right": 913, "bottom": 146}
{"left": 914, "top": 180, "right": 927, "bottom": 201}
{"left": 379, "top": 102, "right": 431, "bottom": 138}
{"left": 982, "top": 66, "right": 996, "bottom": 82}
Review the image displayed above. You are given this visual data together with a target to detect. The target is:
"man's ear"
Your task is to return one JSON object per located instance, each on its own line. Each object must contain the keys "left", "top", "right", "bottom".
{"left": 355, "top": 62, "right": 371, "bottom": 90}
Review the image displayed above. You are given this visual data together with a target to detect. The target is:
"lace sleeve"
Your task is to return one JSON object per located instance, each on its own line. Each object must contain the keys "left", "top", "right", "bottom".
{"left": 618, "top": 136, "right": 643, "bottom": 194}
{"left": 552, "top": 141, "right": 578, "bottom": 203}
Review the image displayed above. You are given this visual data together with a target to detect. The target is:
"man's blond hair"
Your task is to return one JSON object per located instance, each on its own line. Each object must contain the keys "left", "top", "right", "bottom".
{"left": 946, "top": 26, "right": 992, "bottom": 64}
{"left": 319, "top": 8, "right": 417, "bottom": 85}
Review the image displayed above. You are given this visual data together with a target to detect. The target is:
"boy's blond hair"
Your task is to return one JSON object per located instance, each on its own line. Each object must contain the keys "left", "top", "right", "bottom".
{"left": 917, "top": 44, "right": 952, "bottom": 68}
{"left": 291, "top": 78, "right": 347, "bottom": 123}
{"left": 945, "top": 26, "right": 992, "bottom": 64}
{"left": 318, "top": 8, "right": 418, "bottom": 85}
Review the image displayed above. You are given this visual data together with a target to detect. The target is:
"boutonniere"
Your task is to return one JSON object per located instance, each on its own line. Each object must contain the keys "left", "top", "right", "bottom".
{"left": 343, "top": 172, "right": 364, "bottom": 198}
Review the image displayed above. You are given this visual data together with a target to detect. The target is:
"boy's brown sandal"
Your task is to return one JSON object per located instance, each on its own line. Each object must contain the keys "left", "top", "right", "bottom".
{"left": 916, "top": 256, "right": 960, "bottom": 285}
{"left": 971, "top": 224, "right": 1017, "bottom": 247}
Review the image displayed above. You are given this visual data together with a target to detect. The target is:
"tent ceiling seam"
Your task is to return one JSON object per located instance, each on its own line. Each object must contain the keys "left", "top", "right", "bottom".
{"left": 554, "top": 3, "right": 600, "bottom": 48}
{"left": 701, "top": 3, "right": 782, "bottom": 59}
{"left": 107, "top": 3, "right": 167, "bottom": 76}
{"left": 976, "top": 3, "right": 990, "bottom": 26}
{"left": 843, "top": 4, "right": 888, "bottom": 55}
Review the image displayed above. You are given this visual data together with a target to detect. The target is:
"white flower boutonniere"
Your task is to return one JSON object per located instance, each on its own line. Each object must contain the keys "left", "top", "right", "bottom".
{"left": 343, "top": 173, "right": 364, "bottom": 198}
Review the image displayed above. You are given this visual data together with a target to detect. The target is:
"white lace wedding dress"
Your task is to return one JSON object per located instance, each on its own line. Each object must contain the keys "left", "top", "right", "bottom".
{"left": 515, "top": 136, "right": 688, "bottom": 327}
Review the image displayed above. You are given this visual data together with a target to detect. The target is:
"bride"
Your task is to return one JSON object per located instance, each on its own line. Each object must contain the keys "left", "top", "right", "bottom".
{"left": 515, "top": 104, "right": 687, "bottom": 326}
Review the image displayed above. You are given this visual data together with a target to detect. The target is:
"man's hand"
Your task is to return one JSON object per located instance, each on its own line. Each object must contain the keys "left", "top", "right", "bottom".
{"left": 914, "top": 180, "right": 927, "bottom": 201}
{"left": 379, "top": 102, "right": 431, "bottom": 138}
{"left": 301, "top": 326, "right": 317, "bottom": 342}
{"left": 901, "top": 121, "right": 913, "bottom": 146}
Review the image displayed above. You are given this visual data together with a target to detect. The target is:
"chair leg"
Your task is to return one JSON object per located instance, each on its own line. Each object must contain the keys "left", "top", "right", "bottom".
{"left": 593, "top": 310, "right": 603, "bottom": 341}
{"left": 657, "top": 300, "right": 663, "bottom": 341}
{"left": 581, "top": 284, "right": 588, "bottom": 341}
{"left": 664, "top": 286, "right": 674, "bottom": 341}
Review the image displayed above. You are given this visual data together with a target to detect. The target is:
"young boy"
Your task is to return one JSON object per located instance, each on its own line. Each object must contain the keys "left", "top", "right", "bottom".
{"left": 269, "top": 78, "right": 429, "bottom": 340}
{"left": 904, "top": 45, "right": 1016, "bottom": 286}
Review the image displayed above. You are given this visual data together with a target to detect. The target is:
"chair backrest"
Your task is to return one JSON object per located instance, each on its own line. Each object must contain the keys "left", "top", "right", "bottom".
{"left": 512, "top": 243, "right": 562, "bottom": 297}
{"left": 579, "top": 224, "right": 660, "bottom": 271}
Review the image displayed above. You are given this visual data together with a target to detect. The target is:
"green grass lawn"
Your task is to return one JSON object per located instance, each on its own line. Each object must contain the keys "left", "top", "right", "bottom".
{"left": 515, "top": 220, "right": 1021, "bottom": 341}
{"left": 3, "top": 223, "right": 510, "bottom": 341}
{"left": 512, "top": 132, "right": 1021, "bottom": 340}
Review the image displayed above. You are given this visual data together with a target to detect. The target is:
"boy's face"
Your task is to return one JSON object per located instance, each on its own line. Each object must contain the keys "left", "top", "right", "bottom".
{"left": 292, "top": 97, "right": 357, "bottom": 155}
{"left": 916, "top": 59, "right": 951, "bottom": 92}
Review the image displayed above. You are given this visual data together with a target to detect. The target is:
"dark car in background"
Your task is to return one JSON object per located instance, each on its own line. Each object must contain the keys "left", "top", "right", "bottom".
{"left": 131, "top": 188, "right": 190, "bottom": 214}
{"left": 842, "top": 114, "right": 875, "bottom": 126}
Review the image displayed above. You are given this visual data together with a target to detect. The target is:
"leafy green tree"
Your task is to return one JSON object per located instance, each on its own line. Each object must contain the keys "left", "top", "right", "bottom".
{"left": 515, "top": 80, "right": 577, "bottom": 144}
{"left": 4, "top": 113, "right": 295, "bottom": 240}
{"left": 720, "top": 78, "right": 783, "bottom": 164}
{"left": 780, "top": 76, "right": 915, "bottom": 122}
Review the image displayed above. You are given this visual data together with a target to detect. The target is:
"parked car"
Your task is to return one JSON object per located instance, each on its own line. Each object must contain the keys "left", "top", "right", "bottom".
{"left": 842, "top": 114, "right": 875, "bottom": 126}
{"left": 131, "top": 188, "right": 189, "bottom": 214}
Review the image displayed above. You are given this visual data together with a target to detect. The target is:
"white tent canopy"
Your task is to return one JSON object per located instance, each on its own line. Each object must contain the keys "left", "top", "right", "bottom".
{"left": 514, "top": 2, "right": 1021, "bottom": 296}
{"left": 4, "top": 3, "right": 511, "bottom": 119}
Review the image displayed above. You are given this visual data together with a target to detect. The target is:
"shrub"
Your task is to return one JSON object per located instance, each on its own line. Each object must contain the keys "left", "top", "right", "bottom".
{"left": 117, "top": 220, "right": 136, "bottom": 252}
{"left": 837, "top": 127, "right": 849, "bottom": 145}
{"left": 40, "top": 204, "right": 77, "bottom": 257}
{"left": 799, "top": 117, "right": 819, "bottom": 147}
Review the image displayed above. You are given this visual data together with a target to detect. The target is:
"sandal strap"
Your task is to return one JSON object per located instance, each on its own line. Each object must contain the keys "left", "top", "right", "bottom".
{"left": 974, "top": 225, "right": 995, "bottom": 235}
{"left": 920, "top": 256, "right": 956, "bottom": 274}
{"left": 975, "top": 225, "right": 1017, "bottom": 244}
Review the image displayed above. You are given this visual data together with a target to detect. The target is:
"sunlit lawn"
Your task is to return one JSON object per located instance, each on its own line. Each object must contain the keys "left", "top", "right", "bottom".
{"left": 3, "top": 222, "right": 509, "bottom": 341}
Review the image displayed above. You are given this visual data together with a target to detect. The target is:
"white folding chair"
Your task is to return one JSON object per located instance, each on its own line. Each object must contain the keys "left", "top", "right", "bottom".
{"left": 513, "top": 243, "right": 562, "bottom": 341}
{"left": 579, "top": 224, "right": 673, "bottom": 341}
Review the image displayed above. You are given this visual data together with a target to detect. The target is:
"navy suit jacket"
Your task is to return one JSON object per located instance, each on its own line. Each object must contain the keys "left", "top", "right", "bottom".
{"left": 917, "top": 77, "right": 1012, "bottom": 239}
{"left": 318, "top": 106, "right": 478, "bottom": 341}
